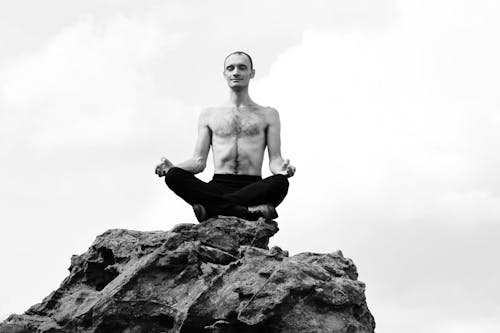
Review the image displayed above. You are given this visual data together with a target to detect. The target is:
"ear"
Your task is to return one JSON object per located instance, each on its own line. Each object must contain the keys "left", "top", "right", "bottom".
{"left": 250, "top": 69, "right": 255, "bottom": 79}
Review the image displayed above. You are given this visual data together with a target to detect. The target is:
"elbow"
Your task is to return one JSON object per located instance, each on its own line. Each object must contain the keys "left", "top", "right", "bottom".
{"left": 193, "top": 158, "right": 207, "bottom": 174}
{"left": 197, "top": 162, "right": 207, "bottom": 174}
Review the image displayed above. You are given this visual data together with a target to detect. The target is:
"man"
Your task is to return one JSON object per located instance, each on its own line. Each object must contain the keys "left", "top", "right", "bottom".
{"left": 155, "top": 51, "right": 296, "bottom": 222}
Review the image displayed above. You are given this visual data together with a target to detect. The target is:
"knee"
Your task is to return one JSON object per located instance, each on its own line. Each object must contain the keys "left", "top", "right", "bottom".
{"left": 164, "top": 167, "right": 185, "bottom": 188}
{"left": 269, "top": 174, "right": 289, "bottom": 192}
{"left": 281, "top": 176, "right": 289, "bottom": 195}
{"left": 269, "top": 175, "right": 289, "bottom": 207}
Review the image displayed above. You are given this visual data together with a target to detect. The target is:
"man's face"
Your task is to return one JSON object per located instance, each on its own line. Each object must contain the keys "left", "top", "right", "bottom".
{"left": 223, "top": 54, "right": 255, "bottom": 89}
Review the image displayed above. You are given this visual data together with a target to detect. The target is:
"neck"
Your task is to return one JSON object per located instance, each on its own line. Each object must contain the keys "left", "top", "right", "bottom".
{"left": 227, "top": 87, "right": 253, "bottom": 108}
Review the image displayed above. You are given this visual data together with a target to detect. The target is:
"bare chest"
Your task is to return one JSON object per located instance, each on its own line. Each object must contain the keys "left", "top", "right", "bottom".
{"left": 210, "top": 111, "right": 265, "bottom": 138}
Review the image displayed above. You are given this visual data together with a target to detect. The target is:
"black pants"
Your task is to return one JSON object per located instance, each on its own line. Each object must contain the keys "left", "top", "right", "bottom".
{"left": 165, "top": 167, "right": 289, "bottom": 217}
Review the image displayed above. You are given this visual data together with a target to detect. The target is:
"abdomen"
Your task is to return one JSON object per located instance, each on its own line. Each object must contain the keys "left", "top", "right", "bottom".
{"left": 213, "top": 136, "right": 265, "bottom": 175}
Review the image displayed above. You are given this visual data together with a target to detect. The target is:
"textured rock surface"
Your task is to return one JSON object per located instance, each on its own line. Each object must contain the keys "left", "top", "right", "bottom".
{"left": 0, "top": 217, "right": 375, "bottom": 333}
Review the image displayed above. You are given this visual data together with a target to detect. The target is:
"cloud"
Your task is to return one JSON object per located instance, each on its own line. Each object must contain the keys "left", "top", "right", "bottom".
{"left": 1, "top": 1, "right": 499, "bottom": 331}
{"left": 0, "top": 12, "right": 194, "bottom": 150}
{"left": 254, "top": 7, "right": 500, "bottom": 229}
{"left": 252, "top": 2, "right": 500, "bottom": 331}
{"left": 0, "top": 9, "right": 198, "bottom": 320}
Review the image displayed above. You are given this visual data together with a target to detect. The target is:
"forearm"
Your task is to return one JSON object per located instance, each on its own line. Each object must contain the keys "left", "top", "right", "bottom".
{"left": 269, "top": 157, "right": 285, "bottom": 175}
{"left": 176, "top": 157, "right": 206, "bottom": 174}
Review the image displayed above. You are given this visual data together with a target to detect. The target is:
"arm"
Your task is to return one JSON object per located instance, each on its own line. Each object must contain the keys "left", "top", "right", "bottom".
{"left": 267, "top": 108, "right": 296, "bottom": 177}
{"left": 175, "top": 109, "right": 211, "bottom": 174}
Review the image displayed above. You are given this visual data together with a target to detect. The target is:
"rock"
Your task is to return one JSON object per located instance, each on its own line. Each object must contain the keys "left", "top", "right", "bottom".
{"left": 0, "top": 217, "right": 375, "bottom": 333}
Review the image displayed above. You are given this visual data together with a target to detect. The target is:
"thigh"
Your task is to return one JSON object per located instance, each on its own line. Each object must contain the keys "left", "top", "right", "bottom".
{"left": 165, "top": 167, "right": 226, "bottom": 205}
{"left": 225, "top": 174, "right": 289, "bottom": 207}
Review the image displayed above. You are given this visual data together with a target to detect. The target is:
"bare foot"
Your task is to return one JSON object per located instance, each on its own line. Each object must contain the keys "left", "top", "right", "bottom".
{"left": 155, "top": 157, "right": 174, "bottom": 177}
{"left": 248, "top": 204, "right": 278, "bottom": 219}
{"left": 192, "top": 204, "right": 208, "bottom": 222}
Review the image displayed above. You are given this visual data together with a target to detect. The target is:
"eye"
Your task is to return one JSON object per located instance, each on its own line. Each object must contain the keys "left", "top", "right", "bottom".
{"left": 226, "top": 65, "right": 234, "bottom": 71}
{"left": 239, "top": 65, "right": 247, "bottom": 70}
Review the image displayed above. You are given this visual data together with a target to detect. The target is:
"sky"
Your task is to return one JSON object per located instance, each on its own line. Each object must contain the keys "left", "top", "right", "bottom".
{"left": 1, "top": 0, "right": 499, "bottom": 331}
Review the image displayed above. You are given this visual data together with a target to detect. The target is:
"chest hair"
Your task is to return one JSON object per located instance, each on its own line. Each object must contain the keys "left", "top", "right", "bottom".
{"left": 212, "top": 112, "right": 262, "bottom": 138}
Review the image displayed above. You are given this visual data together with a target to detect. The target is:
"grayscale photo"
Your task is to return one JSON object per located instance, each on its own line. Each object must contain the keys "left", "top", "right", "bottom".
{"left": 0, "top": 1, "right": 498, "bottom": 332}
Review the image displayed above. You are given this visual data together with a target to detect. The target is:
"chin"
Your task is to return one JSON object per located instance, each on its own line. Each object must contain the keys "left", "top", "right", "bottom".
{"left": 230, "top": 82, "right": 247, "bottom": 89}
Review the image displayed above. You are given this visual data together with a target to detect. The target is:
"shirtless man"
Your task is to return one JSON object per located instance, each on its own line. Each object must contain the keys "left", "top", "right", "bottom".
{"left": 155, "top": 51, "right": 296, "bottom": 221}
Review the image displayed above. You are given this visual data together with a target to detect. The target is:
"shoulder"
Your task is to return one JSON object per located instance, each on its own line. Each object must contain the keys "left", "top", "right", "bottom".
{"left": 198, "top": 107, "right": 216, "bottom": 126}
{"left": 267, "top": 106, "right": 279, "bottom": 116}
{"left": 259, "top": 106, "right": 280, "bottom": 123}
{"left": 252, "top": 103, "right": 279, "bottom": 116}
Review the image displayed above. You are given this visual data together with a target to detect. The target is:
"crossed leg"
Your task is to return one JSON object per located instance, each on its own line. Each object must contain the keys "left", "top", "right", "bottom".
{"left": 164, "top": 167, "right": 289, "bottom": 219}
{"left": 224, "top": 174, "right": 289, "bottom": 207}
{"left": 164, "top": 167, "right": 229, "bottom": 217}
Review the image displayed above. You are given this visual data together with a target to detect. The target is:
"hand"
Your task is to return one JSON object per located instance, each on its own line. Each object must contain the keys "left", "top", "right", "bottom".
{"left": 155, "top": 157, "right": 174, "bottom": 177}
{"left": 279, "top": 159, "right": 296, "bottom": 178}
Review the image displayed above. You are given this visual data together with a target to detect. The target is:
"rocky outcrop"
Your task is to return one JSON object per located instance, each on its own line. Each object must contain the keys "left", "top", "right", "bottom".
{"left": 0, "top": 217, "right": 375, "bottom": 333}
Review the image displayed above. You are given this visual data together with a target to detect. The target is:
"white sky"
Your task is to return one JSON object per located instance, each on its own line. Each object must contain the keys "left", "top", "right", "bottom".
{"left": 1, "top": 1, "right": 499, "bottom": 332}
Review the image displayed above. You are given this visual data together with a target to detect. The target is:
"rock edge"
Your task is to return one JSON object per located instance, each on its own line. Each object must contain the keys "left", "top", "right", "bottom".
{"left": 1, "top": 217, "right": 375, "bottom": 333}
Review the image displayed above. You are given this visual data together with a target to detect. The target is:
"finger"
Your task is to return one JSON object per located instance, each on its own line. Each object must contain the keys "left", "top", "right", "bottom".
{"left": 161, "top": 157, "right": 166, "bottom": 163}
{"left": 282, "top": 159, "right": 290, "bottom": 169}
